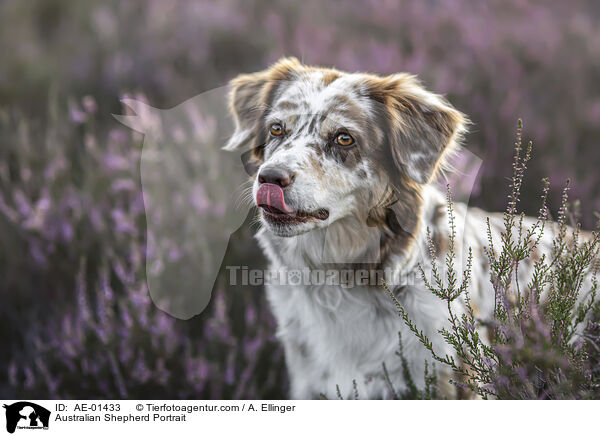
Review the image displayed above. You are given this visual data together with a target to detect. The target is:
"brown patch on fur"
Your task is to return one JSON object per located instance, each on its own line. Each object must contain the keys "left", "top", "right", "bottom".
{"left": 275, "top": 100, "right": 300, "bottom": 111}
{"left": 322, "top": 70, "right": 341, "bottom": 86}
{"left": 363, "top": 73, "right": 467, "bottom": 185}
{"left": 386, "top": 175, "right": 423, "bottom": 255}
{"left": 227, "top": 57, "right": 304, "bottom": 161}
{"left": 366, "top": 174, "right": 423, "bottom": 266}
{"left": 324, "top": 95, "right": 370, "bottom": 126}
{"left": 303, "top": 154, "right": 327, "bottom": 181}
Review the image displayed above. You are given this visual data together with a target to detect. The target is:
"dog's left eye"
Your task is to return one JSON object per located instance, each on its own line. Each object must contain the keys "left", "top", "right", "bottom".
{"left": 269, "top": 123, "right": 284, "bottom": 137}
{"left": 335, "top": 133, "right": 355, "bottom": 147}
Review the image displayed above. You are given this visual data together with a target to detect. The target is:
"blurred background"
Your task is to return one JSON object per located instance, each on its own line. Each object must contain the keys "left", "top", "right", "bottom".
{"left": 1, "top": 0, "right": 599, "bottom": 399}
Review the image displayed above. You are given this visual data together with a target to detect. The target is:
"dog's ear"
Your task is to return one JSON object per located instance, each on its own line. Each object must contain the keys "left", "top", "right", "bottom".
{"left": 367, "top": 74, "right": 467, "bottom": 185}
{"left": 224, "top": 57, "right": 302, "bottom": 153}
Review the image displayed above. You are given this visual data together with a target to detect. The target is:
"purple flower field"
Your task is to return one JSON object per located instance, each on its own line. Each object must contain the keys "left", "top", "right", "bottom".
{"left": 1, "top": 0, "right": 599, "bottom": 399}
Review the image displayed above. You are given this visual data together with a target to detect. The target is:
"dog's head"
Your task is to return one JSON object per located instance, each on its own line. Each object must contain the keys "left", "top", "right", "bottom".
{"left": 225, "top": 57, "right": 466, "bottom": 240}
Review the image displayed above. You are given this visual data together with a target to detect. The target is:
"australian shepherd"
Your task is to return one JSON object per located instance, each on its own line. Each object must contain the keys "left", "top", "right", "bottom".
{"left": 224, "top": 57, "right": 595, "bottom": 399}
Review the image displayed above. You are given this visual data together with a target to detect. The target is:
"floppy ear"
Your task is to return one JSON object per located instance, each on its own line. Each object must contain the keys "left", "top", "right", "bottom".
{"left": 223, "top": 70, "right": 270, "bottom": 152}
{"left": 224, "top": 57, "right": 302, "bottom": 153}
{"left": 368, "top": 74, "right": 467, "bottom": 185}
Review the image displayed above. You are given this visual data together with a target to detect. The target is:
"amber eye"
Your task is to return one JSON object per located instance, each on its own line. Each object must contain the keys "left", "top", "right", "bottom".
{"left": 269, "top": 123, "right": 284, "bottom": 136}
{"left": 335, "top": 132, "right": 355, "bottom": 147}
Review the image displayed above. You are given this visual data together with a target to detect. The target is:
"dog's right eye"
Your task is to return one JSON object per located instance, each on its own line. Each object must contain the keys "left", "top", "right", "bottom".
{"left": 269, "top": 123, "right": 284, "bottom": 137}
{"left": 335, "top": 132, "right": 355, "bottom": 147}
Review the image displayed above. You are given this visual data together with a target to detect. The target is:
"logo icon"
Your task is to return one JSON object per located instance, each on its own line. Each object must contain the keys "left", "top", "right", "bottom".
{"left": 3, "top": 402, "right": 50, "bottom": 434}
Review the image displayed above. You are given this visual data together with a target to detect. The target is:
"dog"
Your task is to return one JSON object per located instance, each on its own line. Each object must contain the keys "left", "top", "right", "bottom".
{"left": 224, "top": 57, "right": 596, "bottom": 399}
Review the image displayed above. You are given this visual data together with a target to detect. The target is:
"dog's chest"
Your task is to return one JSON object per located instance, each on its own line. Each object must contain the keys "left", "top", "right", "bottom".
{"left": 267, "top": 282, "right": 398, "bottom": 354}
{"left": 264, "top": 280, "right": 447, "bottom": 398}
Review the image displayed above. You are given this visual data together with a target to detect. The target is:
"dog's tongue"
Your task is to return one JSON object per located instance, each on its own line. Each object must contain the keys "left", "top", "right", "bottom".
{"left": 256, "top": 183, "right": 293, "bottom": 213}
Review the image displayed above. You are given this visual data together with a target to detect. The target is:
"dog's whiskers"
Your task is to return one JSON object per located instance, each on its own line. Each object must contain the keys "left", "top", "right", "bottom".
{"left": 233, "top": 182, "right": 255, "bottom": 211}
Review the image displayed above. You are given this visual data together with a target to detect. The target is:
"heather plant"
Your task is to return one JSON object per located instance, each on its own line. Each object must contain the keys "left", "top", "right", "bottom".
{"left": 386, "top": 121, "right": 600, "bottom": 399}
{"left": 379, "top": 334, "right": 440, "bottom": 400}
{"left": 322, "top": 332, "right": 441, "bottom": 400}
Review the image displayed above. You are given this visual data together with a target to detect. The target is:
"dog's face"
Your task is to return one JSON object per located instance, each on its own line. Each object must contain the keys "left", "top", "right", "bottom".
{"left": 226, "top": 58, "right": 465, "bottom": 239}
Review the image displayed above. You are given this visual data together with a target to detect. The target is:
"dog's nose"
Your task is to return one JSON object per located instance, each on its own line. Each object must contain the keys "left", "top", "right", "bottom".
{"left": 258, "top": 166, "right": 294, "bottom": 188}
